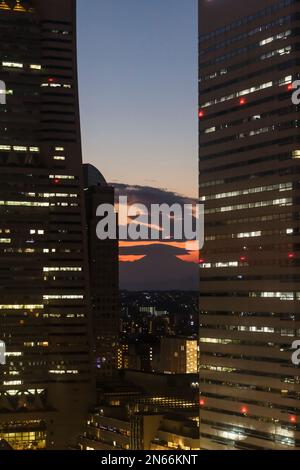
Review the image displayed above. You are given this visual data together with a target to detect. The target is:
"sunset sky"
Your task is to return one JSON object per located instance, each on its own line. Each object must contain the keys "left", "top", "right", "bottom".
{"left": 77, "top": 0, "right": 198, "bottom": 199}
{"left": 77, "top": 0, "right": 198, "bottom": 289}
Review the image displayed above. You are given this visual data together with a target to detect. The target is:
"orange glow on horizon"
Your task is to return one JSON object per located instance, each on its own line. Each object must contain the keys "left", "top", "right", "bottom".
{"left": 119, "top": 255, "right": 146, "bottom": 263}
{"left": 119, "top": 240, "right": 195, "bottom": 249}
{"left": 119, "top": 241, "right": 199, "bottom": 264}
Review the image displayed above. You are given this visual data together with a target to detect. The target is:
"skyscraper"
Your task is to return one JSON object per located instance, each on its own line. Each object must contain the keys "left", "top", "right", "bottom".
{"left": 0, "top": 0, "right": 93, "bottom": 449}
{"left": 199, "top": 0, "right": 300, "bottom": 450}
{"left": 84, "top": 164, "right": 119, "bottom": 379}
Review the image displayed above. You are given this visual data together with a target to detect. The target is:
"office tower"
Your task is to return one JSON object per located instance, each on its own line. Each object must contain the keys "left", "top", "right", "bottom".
{"left": 153, "top": 337, "right": 198, "bottom": 375}
{"left": 0, "top": 0, "right": 93, "bottom": 449}
{"left": 84, "top": 164, "right": 119, "bottom": 378}
{"left": 199, "top": 0, "right": 300, "bottom": 450}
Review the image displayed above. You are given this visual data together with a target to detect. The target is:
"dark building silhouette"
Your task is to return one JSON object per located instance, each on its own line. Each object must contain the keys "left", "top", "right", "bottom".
{"left": 200, "top": 0, "right": 300, "bottom": 450}
{"left": 84, "top": 164, "right": 119, "bottom": 378}
{"left": 0, "top": 0, "right": 94, "bottom": 449}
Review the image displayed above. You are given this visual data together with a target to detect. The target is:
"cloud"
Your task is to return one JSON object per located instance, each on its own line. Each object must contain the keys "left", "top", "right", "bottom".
{"left": 112, "top": 183, "right": 197, "bottom": 207}
{"left": 112, "top": 183, "right": 199, "bottom": 243}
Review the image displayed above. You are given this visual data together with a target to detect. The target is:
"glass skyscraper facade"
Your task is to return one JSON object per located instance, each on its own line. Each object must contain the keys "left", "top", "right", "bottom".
{"left": 0, "top": 0, "right": 93, "bottom": 449}
{"left": 200, "top": 0, "right": 300, "bottom": 450}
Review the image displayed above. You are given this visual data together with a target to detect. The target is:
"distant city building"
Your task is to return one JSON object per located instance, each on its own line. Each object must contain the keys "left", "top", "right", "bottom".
{"left": 0, "top": 0, "right": 94, "bottom": 449}
{"left": 117, "top": 338, "right": 158, "bottom": 372}
{"left": 120, "top": 291, "right": 198, "bottom": 338}
{"left": 149, "top": 316, "right": 173, "bottom": 337}
{"left": 139, "top": 306, "right": 168, "bottom": 317}
{"left": 153, "top": 338, "right": 198, "bottom": 375}
{"left": 140, "top": 306, "right": 156, "bottom": 315}
{"left": 117, "top": 342, "right": 129, "bottom": 370}
{"left": 84, "top": 164, "right": 119, "bottom": 378}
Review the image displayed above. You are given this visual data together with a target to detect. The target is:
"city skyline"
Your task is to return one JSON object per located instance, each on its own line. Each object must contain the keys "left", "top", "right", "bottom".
{"left": 0, "top": 0, "right": 199, "bottom": 453}
{"left": 3, "top": 0, "right": 300, "bottom": 455}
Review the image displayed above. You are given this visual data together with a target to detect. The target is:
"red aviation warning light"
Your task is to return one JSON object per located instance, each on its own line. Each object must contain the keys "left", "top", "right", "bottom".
{"left": 239, "top": 97, "right": 246, "bottom": 106}
{"left": 198, "top": 109, "right": 204, "bottom": 118}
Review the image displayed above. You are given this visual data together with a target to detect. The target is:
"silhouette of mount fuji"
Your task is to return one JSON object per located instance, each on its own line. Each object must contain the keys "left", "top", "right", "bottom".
{"left": 119, "top": 243, "right": 198, "bottom": 291}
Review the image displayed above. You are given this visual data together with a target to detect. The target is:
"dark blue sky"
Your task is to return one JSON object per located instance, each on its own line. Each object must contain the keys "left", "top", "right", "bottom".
{"left": 77, "top": 0, "right": 197, "bottom": 197}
